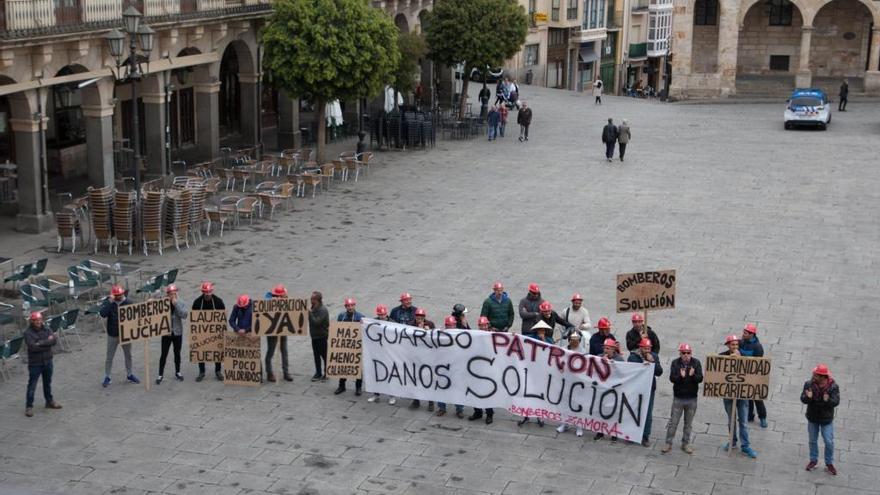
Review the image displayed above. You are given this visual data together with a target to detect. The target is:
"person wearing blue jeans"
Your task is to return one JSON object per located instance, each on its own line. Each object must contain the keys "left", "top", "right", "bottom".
{"left": 627, "top": 337, "right": 663, "bottom": 447}
{"left": 437, "top": 317, "right": 464, "bottom": 418}
{"left": 801, "top": 364, "right": 839, "bottom": 475}
{"left": 487, "top": 106, "right": 500, "bottom": 141}
{"left": 23, "top": 312, "right": 62, "bottom": 417}
{"left": 720, "top": 334, "right": 758, "bottom": 458}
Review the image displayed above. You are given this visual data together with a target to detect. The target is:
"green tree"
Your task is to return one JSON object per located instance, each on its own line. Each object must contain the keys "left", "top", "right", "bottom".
{"left": 391, "top": 32, "right": 427, "bottom": 110}
{"left": 263, "top": 0, "right": 400, "bottom": 161}
{"left": 424, "top": 0, "right": 528, "bottom": 118}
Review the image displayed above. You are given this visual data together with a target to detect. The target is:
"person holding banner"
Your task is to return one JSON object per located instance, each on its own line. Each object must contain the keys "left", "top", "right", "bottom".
{"left": 628, "top": 338, "right": 663, "bottom": 447}
{"left": 229, "top": 295, "right": 253, "bottom": 335}
{"left": 193, "top": 281, "right": 225, "bottom": 382}
{"left": 100, "top": 285, "right": 139, "bottom": 387}
{"left": 334, "top": 298, "right": 364, "bottom": 396}
{"left": 588, "top": 317, "right": 616, "bottom": 355}
{"left": 480, "top": 281, "right": 514, "bottom": 332}
{"left": 565, "top": 330, "right": 586, "bottom": 354}
{"left": 409, "top": 308, "right": 436, "bottom": 411}
{"left": 24, "top": 312, "right": 62, "bottom": 417}
{"left": 519, "top": 283, "right": 544, "bottom": 338}
{"left": 625, "top": 313, "right": 659, "bottom": 354}
{"left": 309, "top": 291, "right": 330, "bottom": 382}
{"left": 263, "top": 284, "right": 293, "bottom": 383}
{"left": 367, "top": 305, "right": 396, "bottom": 405}
{"left": 740, "top": 323, "right": 768, "bottom": 428}
{"left": 720, "top": 334, "right": 758, "bottom": 458}
{"left": 800, "top": 364, "right": 839, "bottom": 475}
{"left": 437, "top": 316, "right": 465, "bottom": 418}
{"left": 594, "top": 337, "right": 624, "bottom": 441}
{"left": 468, "top": 316, "right": 495, "bottom": 424}
{"left": 532, "top": 320, "right": 555, "bottom": 344}
{"left": 662, "top": 343, "right": 702, "bottom": 454}
{"left": 450, "top": 304, "right": 470, "bottom": 329}
{"left": 537, "top": 302, "right": 573, "bottom": 341}
{"left": 156, "top": 285, "right": 188, "bottom": 385}
{"left": 390, "top": 293, "right": 417, "bottom": 326}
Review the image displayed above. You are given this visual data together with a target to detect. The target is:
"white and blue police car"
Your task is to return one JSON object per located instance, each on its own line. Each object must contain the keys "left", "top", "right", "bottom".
{"left": 784, "top": 88, "right": 831, "bottom": 130}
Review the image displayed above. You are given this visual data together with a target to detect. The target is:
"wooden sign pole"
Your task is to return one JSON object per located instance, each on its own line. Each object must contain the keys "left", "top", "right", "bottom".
{"left": 643, "top": 310, "right": 649, "bottom": 334}
{"left": 729, "top": 401, "right": 736, "bottom": 457}
{"left": 144, "top": 340, "right": 151, "bottom": 391}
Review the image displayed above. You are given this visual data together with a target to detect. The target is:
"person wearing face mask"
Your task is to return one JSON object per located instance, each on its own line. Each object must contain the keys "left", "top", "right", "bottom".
{"left": 720, "top": 334, "right": 758, "bottom": 458}
{"left": 100, "top": 285, "right": 139, "bottom": 387}
{"left": 628, "top": 338, "right": 663, "bottom": 447}
{"left": 662, "top": 343, "right": 703, "bottom": 454}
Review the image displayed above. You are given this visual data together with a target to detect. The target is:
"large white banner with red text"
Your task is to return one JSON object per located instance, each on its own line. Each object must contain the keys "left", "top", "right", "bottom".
{"left": 361, "top": 319, "right": 655, "bottom": 442}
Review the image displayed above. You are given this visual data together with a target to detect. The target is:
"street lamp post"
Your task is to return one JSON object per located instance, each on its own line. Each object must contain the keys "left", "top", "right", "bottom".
{"left": 106, "top": 7, "right": 154, "bottom": 245}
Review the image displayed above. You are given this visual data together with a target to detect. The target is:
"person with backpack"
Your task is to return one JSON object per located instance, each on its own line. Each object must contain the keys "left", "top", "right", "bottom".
{"left": 602, "top": 118, "right": 619, "bottom": 162}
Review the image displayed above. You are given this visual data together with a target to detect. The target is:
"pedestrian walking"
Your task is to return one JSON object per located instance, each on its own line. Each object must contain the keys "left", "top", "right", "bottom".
{"left": 469, "top": 316, "right": 495, "bottom": 424}
{"left": 24, "top": 312, "right": 62, "bottom": 417}
{"left": 410, "top": 308, "right": 436, "bottom": 411}
{"left": 517, "top": 102, "right": 532, "bottom": 142}
{"left": 510, "top": 79, "right": 520, "bottom": 109}
{"left": 479, "top": 84, "right": 491, "bottom": 120}
{"left": 518, "top": 283, "right": 543, "bottom": 338}
{"left": 838, "top": 80, "right": 848, "bottom": 111}
{"left": 193, "top": 281, "right": 225, "bottom": 382}
{"left": 498, "top": 104, "right": 509, "bottom": 137}
{"left": 602, "top": 118, "right": 618, "bottom": 162}
{"left": 662, "top": 343, "right": 703, "bottom": 454}
{"left": 740, "top": 323, "right": 767, "bottom": 428}
{"left": 628, "top": 338, "right": 663, "bottom": 447}
{"left": 720, "top": 334, "right": 758, "bottom": 458}
{"left": 480, "top": 281, "right": 514, "bottom": 332}
{"left": 390, "top": 292, "right": 417, "bottom": 326}
{"left": 487, "top": 105, "right": 500, "bottom": 141}
{"left": 801, "top": 364, "right": 839, "bottom": 475}
{"left": 593, "top": 77, "right": 604, "bottom": 104}
{"left": 264, "top": 284, "right": 292, "bottom": 383}
{"left": 100, "top": 285, "right": 139, "bottom": 387}
{"left": 437, "top": 316, "right": 465, "bottom": 418}
{"left": 495, "top": 78, "right": 507, "bottom": 106}
{"left": 588, "top": 317, "right": 615, "bottom": 355}
{"left": 334, "top": 298, "right": 364, "bottom": 396}
{"left": 625, "top": 312, "right": 659, "bottom": 354}
{"left": 617, "top": 119, "right": 631, "bottom": 161}
{"left": 309, "top": 291, "right": 330, "bottom": 382}
{"left": 367, "top": 305, "right": 397, "bottom": 405}
{"left": 156, "top": 284, "right": 188, "bottom": 385}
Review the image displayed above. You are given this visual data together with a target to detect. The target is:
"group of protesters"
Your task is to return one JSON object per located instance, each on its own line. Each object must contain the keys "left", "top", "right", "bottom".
{"left": 22, "top": 280, "right": 840, "bottom": 475}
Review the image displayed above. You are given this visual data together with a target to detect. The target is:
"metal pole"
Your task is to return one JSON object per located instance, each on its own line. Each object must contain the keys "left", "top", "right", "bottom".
{"left": 129, "top": 35, "right": 142, "bottom": 243}
{"left": 256, "top": 42, "right": 263, "bottom": 160}
{"left": 164, "top": 70, "right": 172, "bottom": 176}
{"left": 36, "top": 85, "right": 49, "bottom": 216}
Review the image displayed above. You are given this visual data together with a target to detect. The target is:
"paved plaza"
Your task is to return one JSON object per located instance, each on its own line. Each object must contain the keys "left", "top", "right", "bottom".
{"left": 1, "top": 86, "right": 880, "bottom": 495}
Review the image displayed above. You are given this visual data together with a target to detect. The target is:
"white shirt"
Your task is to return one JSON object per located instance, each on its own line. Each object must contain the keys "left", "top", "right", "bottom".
{"left": 562, "top": 305, "right": 592, "bottom": 332}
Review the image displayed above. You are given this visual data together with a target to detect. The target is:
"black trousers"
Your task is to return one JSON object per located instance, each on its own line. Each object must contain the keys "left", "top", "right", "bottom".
{"left": 748, "top": 400, "right": 766, "bottom": 420}
{"left": 472, "top": 408, "right": 494, "bottom": 417}
{"left": 839, "top": 98, "right": 847, "bottom": 111}
{"left": 159, "top": 334, "right": 182, "bottom": 375}
{"left": 311, "top": 337, "right": 328, "bottom": 376}
{"left": 605, "top": 141, "right": 616, "bottom": 159}
{"left": 339, "top": 378, "right": 363, "bottom": 389}
{"left": 619, "top": 143, "right": 627, "bottom": 160}
{"left": 198, "top": 362, "right": 222, "bottom": 373}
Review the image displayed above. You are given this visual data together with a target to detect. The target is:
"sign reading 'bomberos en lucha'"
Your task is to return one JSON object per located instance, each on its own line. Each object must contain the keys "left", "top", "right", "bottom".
{"left": 119, "top": 298, "right": 173, "bottom": 344}
{"left": 703, "top": 354, "right": 771, "bottom": 400}
{"left": 616, "top": 270, "right": 676, "bottom": 313}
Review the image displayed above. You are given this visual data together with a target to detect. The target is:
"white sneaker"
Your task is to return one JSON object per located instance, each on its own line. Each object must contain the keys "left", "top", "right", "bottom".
{"left": 367, "top": 394, "right": 378, "bottom": 403}
{"left": 556, "top": 424, "right": 567, "bottom": 433}
{"left": 388, "top": 397, "right": 397, "bottom": 405}
{"left": 576, "top": 428, "right": 584, "bottom": 437}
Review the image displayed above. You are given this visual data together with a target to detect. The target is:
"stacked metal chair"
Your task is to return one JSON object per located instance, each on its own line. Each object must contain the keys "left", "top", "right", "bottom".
{"left": 87, "top": 186, "right": 114, "bottom": 254}
{"left": 188, "top": 184, "right": 207, "bottom": 245}
{"left": 164, "top": 188, "right": 191, "bottom": 251}
{"left": 142, "top": 190, "right": 164, "bottom": 256}
{"left": 112, "top": 191, "right": 136, "bottom": 255}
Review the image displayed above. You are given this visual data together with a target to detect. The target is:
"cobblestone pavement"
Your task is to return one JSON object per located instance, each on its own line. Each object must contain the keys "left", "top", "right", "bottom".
{"left": 1, "top": 86, "right": 879, "bottom": 495}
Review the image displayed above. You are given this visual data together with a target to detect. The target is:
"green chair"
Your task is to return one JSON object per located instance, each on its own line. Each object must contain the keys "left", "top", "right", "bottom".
{"left": 45, "top": 314, "right": 68, "bottom": 351}
{"left": 163, "top": 268, "right": 179, "bottom": 286}
{"left": 4, "top": 263, "right": 33, "bottom": 291}
{"left": 20, "top": 285, "right": 51, "bottom": 309}
{"left": 136, "top": 277, "right": 163, "bottom": 297}
{"left": 0, "top": 336, "right": 23, "bottom": 381}
{"left": 0, "top": 302, "right": 15, "bottom": 327}
{"left": 68, "top": 266, "right": 98, "bottom": 288}
{"left": 78, "top": 260, "right": 111, "bottom": 283}
{"left": 29, "top": 258, "right": 48, "bottom": 281}
{"left": 61, "top": 309, "right": 81, "bottom": 346}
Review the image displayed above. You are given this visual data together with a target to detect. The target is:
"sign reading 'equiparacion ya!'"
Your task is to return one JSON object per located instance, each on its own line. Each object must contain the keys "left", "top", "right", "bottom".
{"left": 189, "top": 310, "right": 227, "bottom": 363}
{"left": 326, "top": 322, "right": 362, "bottom": 379}
{"left": 119, "top": 298, "right": 173, "bottom": 344}
{"left": 251, "top": 297, "right": 309, "bottom": 336}
{"left": 703, "top": 354, "right": 771, "bottom": 400}
{"left": 616, "top": 269, "right": 676, "bottom": 313}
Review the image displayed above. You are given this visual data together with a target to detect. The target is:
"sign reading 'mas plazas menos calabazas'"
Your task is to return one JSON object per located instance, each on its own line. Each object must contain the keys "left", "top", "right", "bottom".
{"left": 361, "top": 319, "right": 655, "bottom": 441}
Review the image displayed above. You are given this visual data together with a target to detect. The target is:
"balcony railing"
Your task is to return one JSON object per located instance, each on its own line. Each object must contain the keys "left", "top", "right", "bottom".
{"left": 1, "top": 0, "right": 269, "bottom": 37}
{"left": 629, "top": 42, "right": 647, "bottom": 59}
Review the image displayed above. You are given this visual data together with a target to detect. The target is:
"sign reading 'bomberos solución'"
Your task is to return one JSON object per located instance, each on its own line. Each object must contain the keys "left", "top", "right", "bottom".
{"left": 616, "top": 270, "right": 676, "bottom": 313}
{"left": 703, "top": 354, "right": 771, "bottom": 400}
{"left": 189, "top": 310, "right": 227, "bottom": 363}
{"left": 119, "top": 298, "right": 173, "bottom": 344}
{"left": 326, "top": 322, "right": 362, "bottom": 379}
{"left": 223, "top": 334, "right": 262, "bottom": 386}
{"left": 251, "top": 297, "right": 309, "bottom": 336}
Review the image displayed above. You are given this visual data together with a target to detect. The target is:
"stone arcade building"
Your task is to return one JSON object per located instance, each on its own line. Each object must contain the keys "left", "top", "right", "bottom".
{"left": 669, "top": 0, "right": 880, "bottom": 98}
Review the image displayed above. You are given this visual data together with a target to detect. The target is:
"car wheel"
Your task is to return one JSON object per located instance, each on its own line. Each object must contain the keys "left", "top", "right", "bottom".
{"left": 818, "top": 123, "right": 827, "bottom": 131}
{"left": 784, "top": 122, "right": 791, "bottom": 130}
{"left": 827, "top": 114, "right": 831, "bottom": 124}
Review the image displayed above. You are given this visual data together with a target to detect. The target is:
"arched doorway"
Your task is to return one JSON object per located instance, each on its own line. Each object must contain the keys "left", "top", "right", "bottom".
{"left": 219, "top": 45, "right": 241, "bottom": 137}
{"left": 691, "top": 0, "right": 720, "bottom": 73}
{"left": 169, "top": 48, "right": 199, "bottom": 151}
{"left": 736, "top": 0, "right": 805, "bottom": 92}
{"left": 809, "top": 0, "right": 874, "bottom": 91}
{"left": 395, "top": 13, "right": 410, "bottom": 33}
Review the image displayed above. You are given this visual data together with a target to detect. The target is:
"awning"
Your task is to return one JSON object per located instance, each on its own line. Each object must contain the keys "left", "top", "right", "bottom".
{"left": 578, "top": 44, "right": 599, "bottom": 63}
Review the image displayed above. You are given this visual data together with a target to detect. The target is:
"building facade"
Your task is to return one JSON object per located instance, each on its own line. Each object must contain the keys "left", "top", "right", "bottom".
{"left": 669, "top": 0, "right": 880, "bottom": 98}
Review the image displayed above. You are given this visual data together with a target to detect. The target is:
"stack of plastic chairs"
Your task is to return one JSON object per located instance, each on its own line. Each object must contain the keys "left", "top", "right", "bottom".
{"left": 113, "top": 190, "right": 135, "bottom": 255}
{"left": 142, "top": 190, "right": 164, "bottom": 256}
{"left": 164, "top": 188, "right": 191, "bottom": 252}
{"left": 87, "top": 186, "right": 114, "bottom": 254}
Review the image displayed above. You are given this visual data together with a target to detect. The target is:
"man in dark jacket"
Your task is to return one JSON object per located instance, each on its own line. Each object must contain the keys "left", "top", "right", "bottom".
{"left": 334, "top": 297, "right": 364, "bottom": 395}
{"left": 309, "top": 291, "right": 330, "bottom": 381}
{"left": 589, "top": 317, "right": 615, "bottom": 355}
{"left": 24, "top": 312, "right": 62, "bottom": 417}
{"left": 264, "top": 284, "right": 292, "bottom": 383}
{"left": 801, "top": 364, "right": 840, "bottom": 475}
{"left": 229, "top": 294, "right": 253, "bottom": 334}
{"left": 628, "top": 338, "right": 663, "bottom": 447}
{"left": 517, "top": 102, "right": 533, "bottom": 142}
{"left": 663, "top": 343, "right": 702, "bottom": 454}
{"left": 720, "top": 334, "right": 757, "bottom": 458}
{"left": 480, "top": 282, "right": 514, "bottom": 331}
{"left": 537, "top": 301, "right": 573, "bottom": 341}
{"left": 193, "top": 281, "right": 225, "bottom": 382}
{"left": 100, "top": 284, "right": 138, "bottom": 387}
{"left": 838, "top": 80, "right": 848, "bottom": 111}
{"left": 518, "top": 283, "right": 543, "bottom": 337}
{"left": 602, "top": 118, "right": 619, "bottom": 162}
{"left": 390, "top": 292, "right": 417, "bottom": 326}
{"left": 625, "top": 312, "right": 660, "bottom": 353}
{"left": 740, "top": 323, "right": 767, "bottom": 427}
{"left": 487, "top": 106, "right": 500, "bottom": 141}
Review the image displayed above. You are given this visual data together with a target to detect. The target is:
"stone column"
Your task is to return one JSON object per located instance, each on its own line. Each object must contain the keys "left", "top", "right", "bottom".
{"left": 141, "top": 88, "right": 167, "bottom": 177}
{"left": 10, "top": 118, "right": 53, "bottom": 233}
{"left": 277, "top": 91, "right": 301, "bottom": 150}
{"left": 81, "top": 104, "right": 115, "bottom": 187}
{"left": 669, "top": 0, "right": 694, "bottom": 97}
{"left": 716, "top": 0, "right": 741, "bottom": 96}
{"left": 239, "top": 73, "right": 260, "bottom": 150}
{"left": 194, "top": 81, "right": 220, "bottom": 161}
{"left": 796, "top": 26, "right": 813, "bottom": 88}
{"left": 865, "top": 27, "right": 880, "bottom": 93}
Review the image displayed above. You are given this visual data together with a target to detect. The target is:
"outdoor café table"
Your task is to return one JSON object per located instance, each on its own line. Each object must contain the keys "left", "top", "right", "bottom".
{"left": 108, "top": 262, "right": 144, "bottom": 290}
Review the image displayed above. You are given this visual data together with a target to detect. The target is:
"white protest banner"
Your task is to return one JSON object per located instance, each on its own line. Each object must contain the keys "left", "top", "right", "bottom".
{"left": 361, "top": 319, "right": 655, "bottom": 441}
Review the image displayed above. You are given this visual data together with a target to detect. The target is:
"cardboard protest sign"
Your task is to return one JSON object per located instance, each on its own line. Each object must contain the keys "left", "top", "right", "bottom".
{"left": 326, "top": 322, "right": 362, "bottom": 379}
{"left": 119, "top": 298, "right": 173, "bottom": 344}
{"left": 616, "top": 270, "right": 676, "bottom": 313}
{"left": 189, "top": 310, "right": 227, "bottom": 363}
{"left": 703, "top": 354, "right": 771, "bottom": 400}
{"left": 362, "top": 318, "right": 655, "bottom": 442}
{"left": 223, "top": 334, "right": 262, "bottom": 386}
{"left": 251, "top": 297, "right": 309, "bottom": 336}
